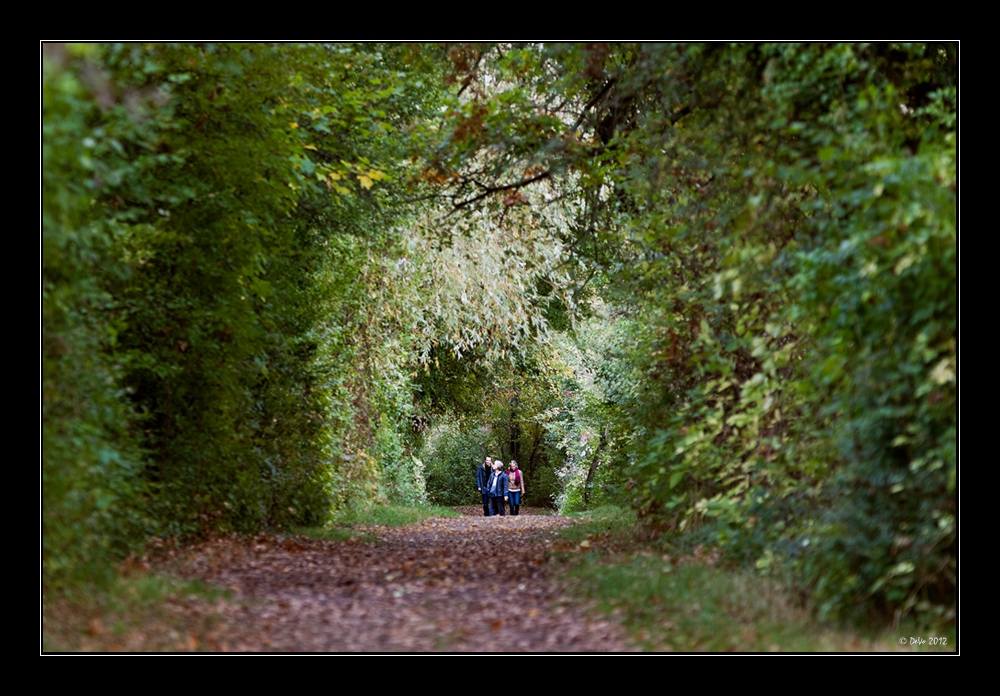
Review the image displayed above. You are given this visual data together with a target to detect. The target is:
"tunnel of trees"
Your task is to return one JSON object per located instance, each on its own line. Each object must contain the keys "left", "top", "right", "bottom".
{"left": 43, "top": 43, "right": 956, "bottom": 623}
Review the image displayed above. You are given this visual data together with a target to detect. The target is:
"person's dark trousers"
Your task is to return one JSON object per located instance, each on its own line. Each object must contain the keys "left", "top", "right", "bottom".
{"left": 482, "top": 492, "right": 492, "bottom": 516}
{"left": 508, "top": 490, "right": 521, "bottom": 515}
{"left": 491, "top": 497, "right": 506, "bottom": 516}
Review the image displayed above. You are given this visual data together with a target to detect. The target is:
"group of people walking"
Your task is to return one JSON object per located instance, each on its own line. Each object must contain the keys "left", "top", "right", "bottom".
{"left": 475, "top": 456, "right": 526, "bottom": 516}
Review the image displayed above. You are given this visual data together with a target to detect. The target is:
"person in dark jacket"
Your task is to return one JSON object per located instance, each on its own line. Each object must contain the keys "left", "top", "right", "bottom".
{"left": 476, "top": 456, "right": 493, "bottom": 516}
{"left": 487, "top": 460, "right": 509, "bottom": 516}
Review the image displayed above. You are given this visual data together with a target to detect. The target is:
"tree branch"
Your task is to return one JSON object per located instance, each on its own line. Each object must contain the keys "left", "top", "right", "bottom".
{"left": 449, "top": 171, "right": 551, "bottom": 213}
{"left": 573, "top": 77, "right": 617, "bottom": 131}
{"left": 456, "top": 50, "right": 485, "bottom": 98}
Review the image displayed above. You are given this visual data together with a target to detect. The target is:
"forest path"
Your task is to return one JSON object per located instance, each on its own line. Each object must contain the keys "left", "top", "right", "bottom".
{"left": 172, "top": 513, "right": 632, "bottom": 652}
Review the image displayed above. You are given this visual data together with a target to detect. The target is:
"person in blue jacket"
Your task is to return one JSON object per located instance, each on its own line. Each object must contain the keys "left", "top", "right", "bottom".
{"left": 476, "top": 456, "right": 493, "bottom": 516}
{"left": 488, "top": 460, "right": 509, "bottom": 516}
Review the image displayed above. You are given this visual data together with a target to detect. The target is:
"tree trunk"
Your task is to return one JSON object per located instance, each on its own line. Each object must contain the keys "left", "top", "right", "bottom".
{"left": 583, "top": 427, "right": 607, "bottom": 507}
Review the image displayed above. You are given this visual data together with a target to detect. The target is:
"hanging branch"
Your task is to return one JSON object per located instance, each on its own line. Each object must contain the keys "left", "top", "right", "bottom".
{"left": 449, "top": 170, "right": 551, "bottom": 213}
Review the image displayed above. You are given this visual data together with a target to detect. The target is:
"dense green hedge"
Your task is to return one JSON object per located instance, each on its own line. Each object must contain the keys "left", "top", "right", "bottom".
{"left": 42, "top": 43, "right": 440, "bottom": 585}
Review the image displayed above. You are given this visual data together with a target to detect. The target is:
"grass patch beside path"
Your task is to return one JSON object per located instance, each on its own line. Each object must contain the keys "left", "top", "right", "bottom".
{"left": 559, "top": 505, "right": 647, "bottom": 550}
{"left": 557, "top": 506, "right": 955, "bottom": 653}
{"left": 43, "top": 573, "right": 231, "bottom": 652}
{"left": 336, "top": 504, "right": 461, "bottom": 527}
{"left": 293, "top": 504, "right": 462, "bottom": 541}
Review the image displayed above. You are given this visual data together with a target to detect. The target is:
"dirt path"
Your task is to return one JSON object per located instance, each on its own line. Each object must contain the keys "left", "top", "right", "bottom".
{"left": 171, "top": 513, "right": 632, "bottom": 652}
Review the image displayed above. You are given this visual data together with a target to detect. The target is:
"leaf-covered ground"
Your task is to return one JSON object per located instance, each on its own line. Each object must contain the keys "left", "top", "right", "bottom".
{"left": 150, "top": 512, "right": 631, "bottom": 652}
{"left": 43, "top": 508, "right": 955, "bottom": 652}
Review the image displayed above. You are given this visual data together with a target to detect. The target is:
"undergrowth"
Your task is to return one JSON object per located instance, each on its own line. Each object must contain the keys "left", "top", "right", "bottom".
{"left": 557, "top": 506, "right": 955, "bottom": 652}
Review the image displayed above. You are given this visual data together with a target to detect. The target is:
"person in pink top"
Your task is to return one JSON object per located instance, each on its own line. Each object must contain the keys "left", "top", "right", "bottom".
{"left": 506, "top": 460, "right": 525, "bottom": 515}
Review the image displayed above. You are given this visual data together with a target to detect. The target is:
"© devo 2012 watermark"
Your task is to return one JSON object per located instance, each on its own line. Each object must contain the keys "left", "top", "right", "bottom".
{"left": 898, "top": 636, "right": 948, "bottom": 646}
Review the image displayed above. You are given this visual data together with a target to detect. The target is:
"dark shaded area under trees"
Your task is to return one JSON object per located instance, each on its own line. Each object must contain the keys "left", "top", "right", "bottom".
{"left": 43, "top": 42, "right": 956, "bottom": 625}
